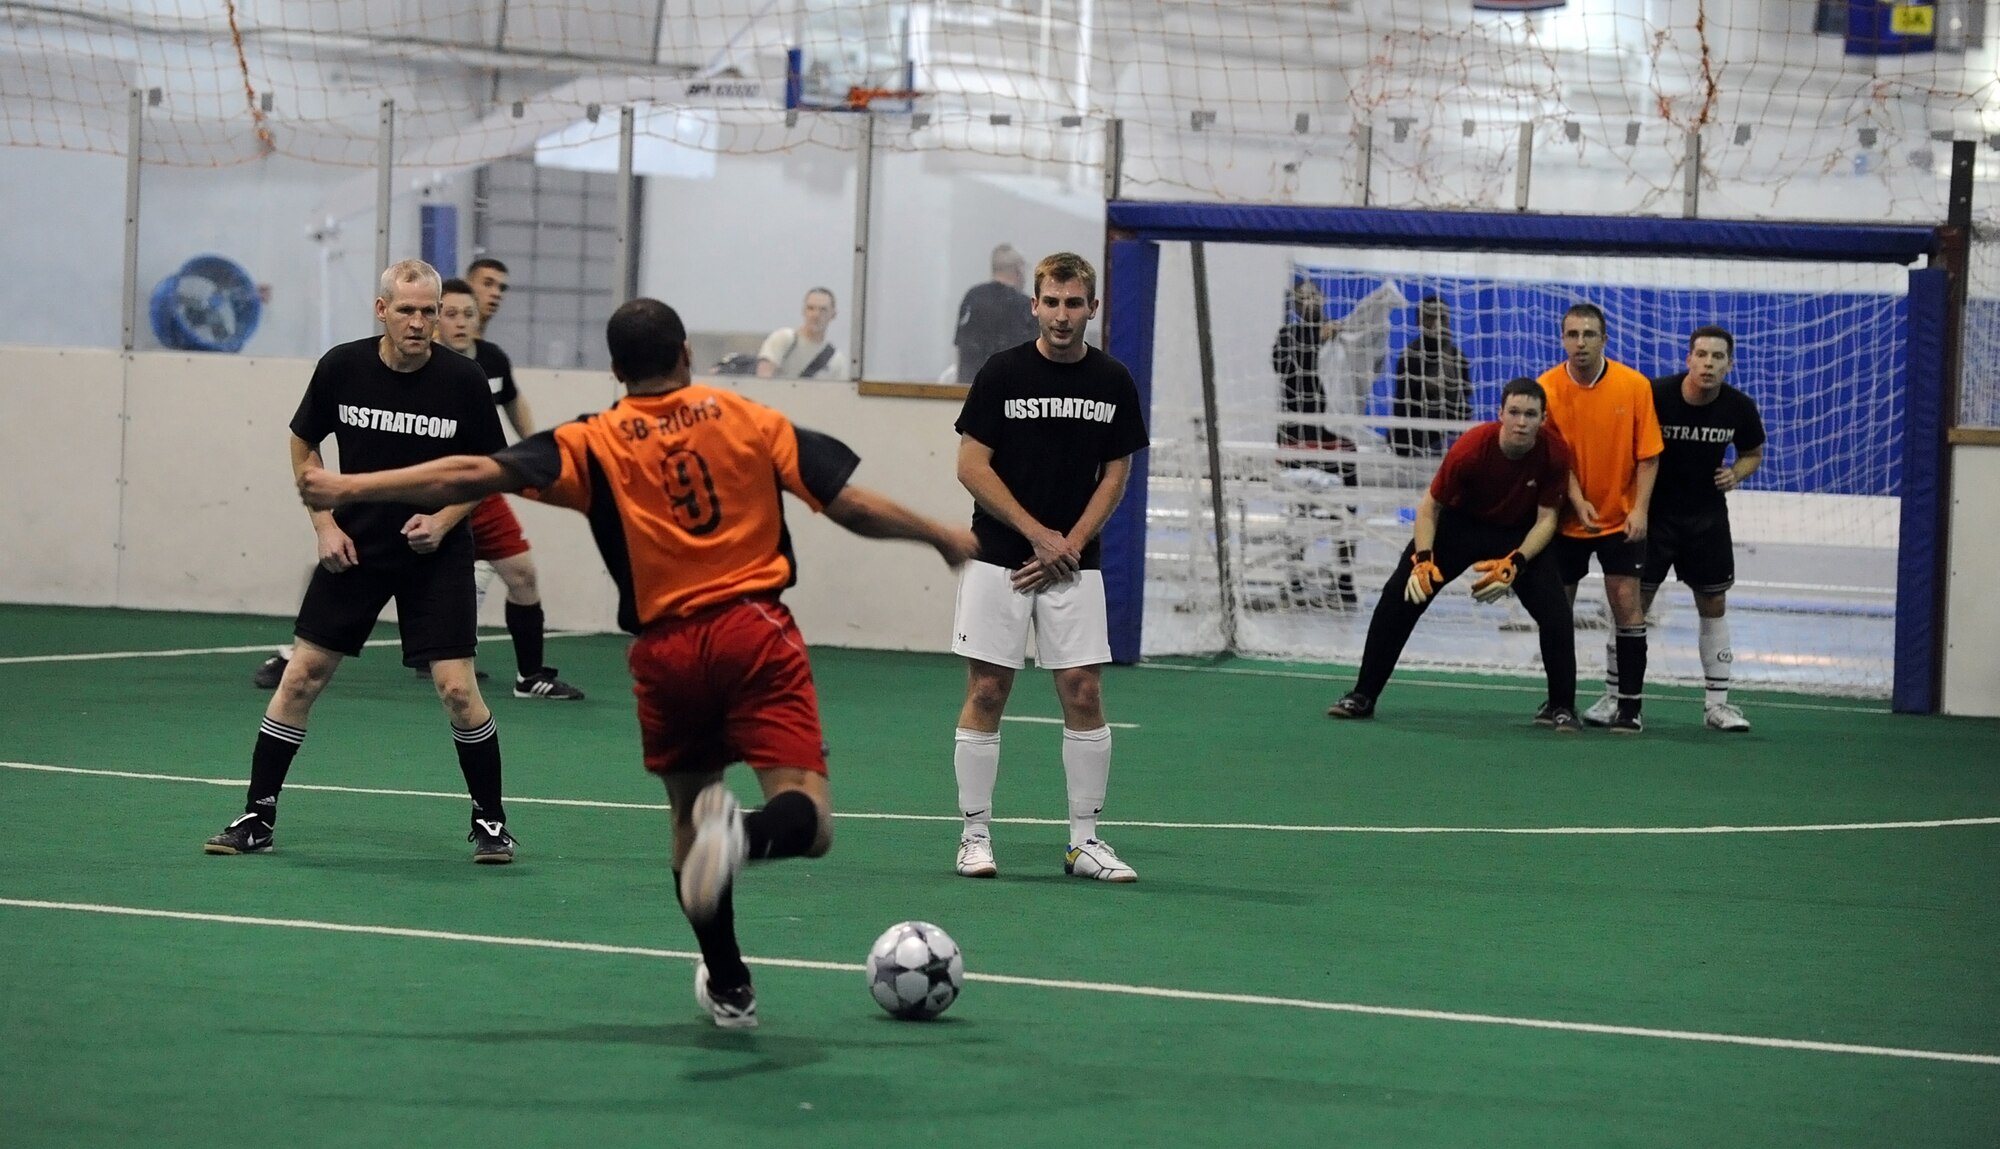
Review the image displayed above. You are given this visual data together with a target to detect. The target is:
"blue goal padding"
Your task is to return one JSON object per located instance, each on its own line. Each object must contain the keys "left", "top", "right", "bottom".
{"left": 1293, "top": 267, "right": 1907, "bottom": 497}
{"left": 1892, "top": 267, "right": 1948, "bottom": 714}
{"left": 1102, "top": 239, "right": 1161, "bottom": 666}
{"left": 1105, "top": 202, "right": 1938, "bottom": 265}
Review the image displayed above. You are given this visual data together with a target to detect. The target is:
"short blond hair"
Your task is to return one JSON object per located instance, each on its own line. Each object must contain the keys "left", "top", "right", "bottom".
{"left": 377, "top": 258, "right": 443, "bottom": 304}
{"left": 1032, "top": 252, "right": 1097, "bottom": 301}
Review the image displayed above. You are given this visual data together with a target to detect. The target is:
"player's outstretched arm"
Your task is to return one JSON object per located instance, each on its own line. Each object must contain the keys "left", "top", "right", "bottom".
{"left": 824, "top": 484, "right": 979, "bottom": 568}
{"left": 299, "top": 456, "right": 521, "bottom": 511}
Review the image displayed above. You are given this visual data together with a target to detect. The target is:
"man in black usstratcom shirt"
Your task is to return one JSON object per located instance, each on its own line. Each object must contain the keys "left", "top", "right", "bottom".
{"left": 1586, "top": 324, "right": 1767, "bottom": 733}
{"left": 949, "top": 252, "right": 1150, "bottom": 884}
{"left": 203, "top": 259, "right": 517, "bottom": 861}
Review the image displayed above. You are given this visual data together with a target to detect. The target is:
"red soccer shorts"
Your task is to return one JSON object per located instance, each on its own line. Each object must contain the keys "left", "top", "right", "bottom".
{"left": 628, "top": 595, "right": 829, "bottom": 776}
{"left": 469, "top": 494, "right": 531, "bottom": 561}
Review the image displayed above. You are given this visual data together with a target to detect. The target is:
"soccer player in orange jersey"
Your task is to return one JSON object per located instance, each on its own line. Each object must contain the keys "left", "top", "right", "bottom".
{"left": 299, "top": 297, "right": 977, "bottom": 1028}
{"left": 1536, "top": 302, "right": 1664, "bottom": 733}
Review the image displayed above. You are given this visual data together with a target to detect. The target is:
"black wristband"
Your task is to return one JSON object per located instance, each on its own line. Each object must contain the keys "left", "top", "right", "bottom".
{"left": 1413, "top": 549, "right": 1434, "bottom": 564}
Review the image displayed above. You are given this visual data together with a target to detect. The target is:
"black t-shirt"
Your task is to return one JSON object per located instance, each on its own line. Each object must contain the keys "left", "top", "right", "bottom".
{"left": 1649, "top": 373, "right": 1767, "bottom": 518}
{"left": 474, "top": 339, "right": 518, "bottom": 408}
{"left": 290, "top": 337, "right": 509, "bottom": 565}
{"left": 955, "top": 342, "right": 1149, "bottom": 570}
{"left": 955, "top": 281, "right": 1039, "bottom": 383}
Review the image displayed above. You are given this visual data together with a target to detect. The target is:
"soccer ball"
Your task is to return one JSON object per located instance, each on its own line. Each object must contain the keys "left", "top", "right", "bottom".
{"left": 865, "top": 920, "right": 964, "bottom": 1019}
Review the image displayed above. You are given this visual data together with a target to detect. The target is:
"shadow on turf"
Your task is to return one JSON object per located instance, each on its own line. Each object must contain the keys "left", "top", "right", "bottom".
{"left": 231, "top": 1017, "right": 981, "bottom": 1084}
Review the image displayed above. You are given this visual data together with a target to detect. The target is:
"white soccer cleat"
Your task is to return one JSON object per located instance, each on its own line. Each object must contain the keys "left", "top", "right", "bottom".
{"left": 955, "top": 834, "right": 998, "bottom": 878}
{"left": 679, "top": 783, "right": 747, "bottom": 924}
{"left": 1582, "top": 692, "right": 1619, "bottom": 728}
{"left": 1705, "top": 702, "right": 1752, "bottom": 733}
{"left": 1065, "top": 838, "right": 1138, "bottom": 883}
{"left": 693, "top": 960, "right": 758, "bottom": 1029}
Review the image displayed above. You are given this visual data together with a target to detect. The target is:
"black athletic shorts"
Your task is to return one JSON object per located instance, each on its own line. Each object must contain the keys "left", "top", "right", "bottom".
{"left": 293, "top": 556, "right": 478, "bottom": 667}
{"left": 1641, "top": 509, "right": 1735, "bottom": 595}
{"left": 1553, "top": 532, "right": 1646, "bottom": 585}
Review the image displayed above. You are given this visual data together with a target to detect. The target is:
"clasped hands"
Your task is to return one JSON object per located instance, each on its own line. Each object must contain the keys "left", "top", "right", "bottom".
{"left": 1012, "top": 526, "right": 1082, "bottom": 593}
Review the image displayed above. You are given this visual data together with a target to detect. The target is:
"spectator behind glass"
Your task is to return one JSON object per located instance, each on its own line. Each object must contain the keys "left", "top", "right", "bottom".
{"left": 1390, "top": 295, "right": 1472, "bottom": 457}
{"left": 757, "top": 287, "right": 850, "bottom": 380}
{"left": 952, "top": 244, "right": 1039, "bottom": 384}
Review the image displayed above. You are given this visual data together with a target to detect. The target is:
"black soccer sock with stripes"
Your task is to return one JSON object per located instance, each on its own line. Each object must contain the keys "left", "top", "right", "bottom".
{"left": 451, "top": 717, "right": 507, "bottom": 824}
{"left": 246, "top": 716, "right": 305, "bottom": 825}
{"left": 675, "top": 870, "right": 750, "bottom": 990}
{"left": 745, "top": 789, "right": 819, "bottom": 860}
{"left": 505, "top": 600, "right": 545, "bottom": 680}
{"left": 1615, "top": 625, "right": 1649, "bottom": 712}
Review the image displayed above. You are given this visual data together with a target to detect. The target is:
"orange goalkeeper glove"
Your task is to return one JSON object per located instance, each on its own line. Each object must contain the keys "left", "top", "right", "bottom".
{"left": 1469, "top": 550, "right": 1525, "bottom": 604}
{"left": 1404, "top": 549, "right": 1443, "bottom": 604}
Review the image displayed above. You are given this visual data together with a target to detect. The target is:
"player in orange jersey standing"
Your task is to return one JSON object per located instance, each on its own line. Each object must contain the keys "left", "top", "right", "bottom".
{"left": 1536, "top": 302, "right": 1664, "bottom": 733}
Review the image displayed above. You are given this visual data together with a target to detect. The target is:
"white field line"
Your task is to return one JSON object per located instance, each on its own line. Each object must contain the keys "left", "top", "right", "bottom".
{"left": 0, "top": 643, "right": 1135, "bottom": 729}
{"left": 0, "top": 631, "right": 594, "bottom": 666}
{"left": 1135, "top": 661, "right": 1893, "bottom": 715}
{"left": 6, "top": 761, "right": 1996, "bottom": 836}
{"left": 1000, "top": 715, "right": 1139, "bottom": 729}
{"left": 0, "top": 633, "right": 1886, "bottom": 715}
{"left": 2, "top": 897, "right": 1994, "bottom": 1068}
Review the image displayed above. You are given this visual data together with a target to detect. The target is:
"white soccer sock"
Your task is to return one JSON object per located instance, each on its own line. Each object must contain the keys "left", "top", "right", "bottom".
{"left": 953, "top": 728, "right": 1001, "bottom": 839}
{"left": 473, "top": 560, "right": 500, "bottom": 612}
{"left": 1699, "top": 615, "right": 1733, "bottom": 708}
{"left": 277, "top": 643, "right": 295, "bottom": 661}
{"left": 1602, "top": 636, "right": 1619, "bottom": 697}
{"left": 1061, "top": 725, "right": 1113, "bottom": 845}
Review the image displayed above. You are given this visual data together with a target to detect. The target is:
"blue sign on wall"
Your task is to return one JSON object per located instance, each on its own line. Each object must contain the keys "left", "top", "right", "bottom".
{"left": 1846, "top": 1, "right": 1936, "bottom": 55}
{"left": 421, "top": 204, "right": 459, "bottom": 278}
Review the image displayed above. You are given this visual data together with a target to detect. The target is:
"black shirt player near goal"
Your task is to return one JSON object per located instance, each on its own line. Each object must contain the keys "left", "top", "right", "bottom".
{"left": 1613, "top": 323, "right": 1767, "bottom": 733}
{"left": 203, "top": 259, "right": 518, "bottom": 862}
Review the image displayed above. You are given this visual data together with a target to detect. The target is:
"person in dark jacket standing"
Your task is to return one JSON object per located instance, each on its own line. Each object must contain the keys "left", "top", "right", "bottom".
{"left": 1390, "top": 295, "right": 1472, "bottom": 457}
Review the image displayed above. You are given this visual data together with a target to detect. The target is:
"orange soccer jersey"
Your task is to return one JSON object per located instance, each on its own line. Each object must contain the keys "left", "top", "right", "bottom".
{"left": 1536, "top": 358, "right": 1663, "bottom": 539}
{"left": 505, "top": 385, "right": 858, "bottom": 632}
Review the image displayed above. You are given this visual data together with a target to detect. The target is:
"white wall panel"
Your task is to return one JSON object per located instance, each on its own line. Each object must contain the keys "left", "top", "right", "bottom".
{"left": 1943, "top": 444, "right": 2000, "bottom": 717}
{"left": 0, "top": 347, "right": 125, "bottom": 604}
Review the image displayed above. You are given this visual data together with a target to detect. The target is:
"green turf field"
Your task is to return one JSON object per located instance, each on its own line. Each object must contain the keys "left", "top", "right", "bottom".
{"left": 2, "top": 604, "right": 1996, "bottom": 1147}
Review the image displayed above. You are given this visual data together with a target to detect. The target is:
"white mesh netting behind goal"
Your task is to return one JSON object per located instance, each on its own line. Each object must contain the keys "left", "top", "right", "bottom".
{"left": 1141, "top": 241, "right": 1910, "bottom": 698}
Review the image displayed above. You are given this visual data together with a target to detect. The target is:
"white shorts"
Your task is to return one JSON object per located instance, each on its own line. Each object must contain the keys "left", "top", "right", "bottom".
{"left": 951, "top": 560, "right": 1111, "bottom": 671}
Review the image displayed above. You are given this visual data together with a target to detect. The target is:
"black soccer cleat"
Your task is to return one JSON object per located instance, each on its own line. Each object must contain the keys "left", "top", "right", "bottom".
{"left": 469, "top": 818, "right": 517, "bottom": 864}
{"left": 694, "top": 961, "right": 758, "bottom": 1029}
{"left": 1326, "top": 691, "right": 1376, "bottom": 720}
{"left": 1610, "top": 702, "right": 1645, "bottom": 735}
{"left": 1544, "top": 704, "right": 1582, "bottom": 733}
{"left": 205, "top": 813, "right": 274, "bottom": 855}
{"left": 514, "top": 668, "right": 585, "bottom": 701}
{"left": 252, "top": 655, "right": 287, "bottom": 689}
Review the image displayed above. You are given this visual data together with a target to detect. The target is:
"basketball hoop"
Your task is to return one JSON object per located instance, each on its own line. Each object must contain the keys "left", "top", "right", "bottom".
{"left": 844, "top": 86, "right": 925, "bottom": 111}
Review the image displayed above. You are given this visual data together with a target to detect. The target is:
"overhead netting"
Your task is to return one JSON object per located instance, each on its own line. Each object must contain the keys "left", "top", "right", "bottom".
{"left": 1, "top": 0, "right": 1994, "bottom": 216}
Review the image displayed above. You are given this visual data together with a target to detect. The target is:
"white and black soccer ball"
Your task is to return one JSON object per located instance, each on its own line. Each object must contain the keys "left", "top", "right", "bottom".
{"left": 866, "top": 920, "right": 964, "bottom": 1019}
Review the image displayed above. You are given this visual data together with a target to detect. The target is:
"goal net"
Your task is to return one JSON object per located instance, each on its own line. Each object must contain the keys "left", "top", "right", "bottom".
{"left": 1115, "top": 207, "right": 1942, "bottom": 699}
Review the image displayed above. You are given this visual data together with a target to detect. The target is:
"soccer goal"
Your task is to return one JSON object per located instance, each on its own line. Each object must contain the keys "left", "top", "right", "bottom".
{"left": 1096, "top": 204, "right": 1953, "bottom": 703}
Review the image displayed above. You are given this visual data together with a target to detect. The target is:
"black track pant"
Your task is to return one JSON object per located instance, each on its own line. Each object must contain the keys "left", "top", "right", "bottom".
{"left": 1352, "top": 510, "right": 1576, "bottom": 708}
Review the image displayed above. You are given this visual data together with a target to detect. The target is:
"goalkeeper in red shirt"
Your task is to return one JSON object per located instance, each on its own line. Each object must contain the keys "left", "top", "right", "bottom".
{"left": 1327, "top": 378, "right": 1580, "bottom": 728}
